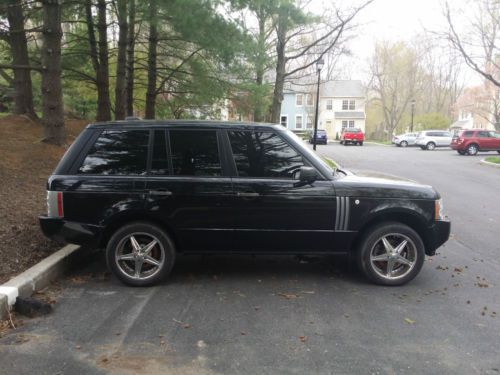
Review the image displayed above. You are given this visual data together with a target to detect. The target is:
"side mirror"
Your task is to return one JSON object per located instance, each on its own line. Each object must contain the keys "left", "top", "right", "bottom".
{"left": 295, "top": 166, "right": 317, "bottom": 186}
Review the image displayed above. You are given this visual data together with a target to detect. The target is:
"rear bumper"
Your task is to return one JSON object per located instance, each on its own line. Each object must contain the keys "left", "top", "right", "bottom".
{"left": 39, "top": 216, "right": 103, "bottom": 246}
{"left": 450, "top": 144, "right": 464, "bottom": 151}
{"left": 425, "top": 220, "right": 451, "bottom": 256}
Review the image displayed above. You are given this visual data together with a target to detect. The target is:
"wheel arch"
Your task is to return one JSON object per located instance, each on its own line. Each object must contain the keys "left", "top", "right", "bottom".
{"left": 352, "top": 210, "right": 432, "bottom": 256}
{"left": 99, "top": 212, "right": 179, "bottom": 251}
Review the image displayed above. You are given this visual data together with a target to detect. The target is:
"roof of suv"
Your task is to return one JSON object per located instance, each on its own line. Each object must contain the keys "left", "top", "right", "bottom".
{"left": 87, "top": 119, "right": 283, "bottom": 131}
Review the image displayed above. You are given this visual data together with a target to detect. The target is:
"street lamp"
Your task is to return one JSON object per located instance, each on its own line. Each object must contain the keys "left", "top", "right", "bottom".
{"left": 313, "top": 59, "right": 325, "bottom": 151}
{"left": 410, "top": 99, "right": 416, "bottom": 132}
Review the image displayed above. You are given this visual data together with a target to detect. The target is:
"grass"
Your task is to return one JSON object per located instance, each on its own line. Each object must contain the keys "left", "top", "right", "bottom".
{"left": 322, "top": 156, "right": 338, "bottom": 169}
{"left": 485, "top": 156, "right": 500, "bottom": 164}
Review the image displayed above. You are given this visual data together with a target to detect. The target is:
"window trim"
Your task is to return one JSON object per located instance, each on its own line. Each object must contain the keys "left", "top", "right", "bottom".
{"left": 296, "top": 94, "right": 303, "bottom": 106}
{"left": 280, "top": 114, "right": 288, "bottom": 128}
{"left": 342, "top": 100, "right": 348, "bottom": 110}
{"left": 306, "top": 94, "right": 314, "bottom": 107}
{"left": 349, "top": 100, "right": 355, "bottom": 110}
{"left": 326, "top": 99, "right": 333, "bottom": 110}
{"left": 295, "top": 114, "right": 303, "bottom": 129}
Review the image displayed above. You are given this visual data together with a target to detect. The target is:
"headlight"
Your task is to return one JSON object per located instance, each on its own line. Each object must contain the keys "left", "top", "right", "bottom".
{"left": 435, "top": 199, "right": 444, "bottom": 220}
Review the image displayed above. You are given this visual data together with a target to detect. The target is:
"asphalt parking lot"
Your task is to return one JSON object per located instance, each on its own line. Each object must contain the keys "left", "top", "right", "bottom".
{"left": 1, "top": 143, "right": 499, "bottom": 374}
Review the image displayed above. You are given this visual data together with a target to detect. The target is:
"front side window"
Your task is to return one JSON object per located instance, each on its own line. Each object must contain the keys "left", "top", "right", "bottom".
{"left": 342, "top": 100, "right": 348, "bottom": 110}
{"left": 170, "top": 130, "right": 221, "bottom": 176}
{"left": 296, "top": 115, "right": 303, "bottom": 129}
{"left": 296, "top": 94, "right": 303, "bottom": 106}
{"left": 78, "top": 130, "right": 149, "bottom": 175}
{"left": 228, "top": 131, "right": 305, "bottom": 179}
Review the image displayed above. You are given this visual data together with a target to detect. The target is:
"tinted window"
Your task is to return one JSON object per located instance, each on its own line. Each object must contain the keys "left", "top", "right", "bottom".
{"left": 78, "top": 130, "right": 149, "bottom": 175}
{"left": 170, "top": 130, "right": 221, "bottom": 176}
{"left": 477, "top": 131, "right": 489, "bottom": 138}
{"left": 463, "top": 131, "right": 474, "bottom": 138}
{"left": 346, "top": 128, "right": 360, "bottom": 133}
{"left": 151, "top": 130, "right": 169, "bottom": 175}
{"left": 228, "top": 131, "right": 305, "bottom": 178}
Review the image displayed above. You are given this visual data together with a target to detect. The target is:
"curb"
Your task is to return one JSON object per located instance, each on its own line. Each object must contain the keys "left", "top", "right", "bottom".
{"left": 364, "top": 141, "right": 392, "bottom": 147}
{"left": 480, "top": 159, "right": 500, "bottom": 168}
{"left": 0, "top": 244, "right": 84, "bottom": 320}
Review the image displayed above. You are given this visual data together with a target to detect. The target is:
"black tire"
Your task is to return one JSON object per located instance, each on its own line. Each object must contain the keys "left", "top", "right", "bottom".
{"left": 426, "top": 142, "right": 436, "bottom": 151}
{"left": 359, "top": 141, "right": 363, "bottom": 146}
{"left": 497, "top": 150, "right": 500, "bottom": 154}
{"left": 356, "top": 222, "right": 425, "bottom": 286}
{"left": 339, "top": 140, "right": 344, "bottom": 145}
{"left": 106, "top": 222, "right": 176, "bottom": 286}
{"left": 457, "top": 150, "right": 466, "bottom": 155}
{"left": 420, "top": 146, "right": 426, "bottom": 150}
{"left": 400, "top": 141, "right": 408, "bottom": 147}
{"left": 466, "top": 143, "right": 478, "bottom": 156}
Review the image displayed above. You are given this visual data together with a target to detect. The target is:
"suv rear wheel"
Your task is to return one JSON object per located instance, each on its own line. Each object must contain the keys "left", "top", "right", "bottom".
{"left": 426, "top": 142, "right": 436, "bottom": 151}
{"left": 359, "top": 141, "right": 363, "bottom": 146}
{"left": 357, "top": 222, "right": 425, "bottom": 286}
{"left": 466, "top": 143, "right": 478, "bottom": 156}
{"left": 400, "top": 141, "right": 408, "bottom": 147}
{"left": 106, "top": 222, "right": 176, "bottom": 286}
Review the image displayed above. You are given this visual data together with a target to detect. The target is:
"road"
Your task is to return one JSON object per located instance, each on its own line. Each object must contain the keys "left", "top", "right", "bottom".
{"left": 1, "top": 144, "right": 499, "bottom": 374}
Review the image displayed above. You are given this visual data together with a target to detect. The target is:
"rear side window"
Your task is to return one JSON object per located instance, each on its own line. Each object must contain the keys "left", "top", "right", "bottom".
{"left": 477, "top": 131, "right": 489, "bottom": 138}
{"left": 228, "top": 131, "right": 305, "bottom": 178}
{"left": 78, "top": 130, "right": 149, "bottom": 175}
{"left": 169, "top": 130, "right": 221, "bottom": 176}
{"left": 150, "top": 130, "right": 169, "bottom": 175}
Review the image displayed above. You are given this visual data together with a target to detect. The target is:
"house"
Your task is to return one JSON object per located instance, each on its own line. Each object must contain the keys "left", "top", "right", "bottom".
{"left": 450, "top": 85, "right": 496, "bottom": 133}
{"left": 280, "top": 80, "right": 366, "bottom": 138}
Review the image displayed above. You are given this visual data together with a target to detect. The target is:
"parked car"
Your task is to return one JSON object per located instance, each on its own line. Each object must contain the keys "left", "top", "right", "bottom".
{"left": 415, "top": 130, "right": 453, "bottom": 150}
{"left": 450, "top": 129, "right": 500, "bottom": 155}
{"left": 308, "top": 129, "right": 328, "bottom": 144}
{"left": 39, "top": 120, "right": 450, "bottom": 286}
{"left": 340, "top": 127, "right": 364, "bottom": 146}
{"left": 392, "top": 132, "right": 418, "bottom": 147}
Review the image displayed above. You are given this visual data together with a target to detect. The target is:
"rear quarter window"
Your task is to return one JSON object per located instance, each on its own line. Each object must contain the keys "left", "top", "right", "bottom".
{"left": 78, "top": 130, "right": 150, "bottom": 175}
{"left": 462, "top": 131, "right": 474, "bottom": 138}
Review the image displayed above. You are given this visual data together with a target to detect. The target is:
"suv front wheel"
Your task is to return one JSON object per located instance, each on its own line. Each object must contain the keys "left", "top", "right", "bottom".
{"left": 466, "top": 144, "right": 478, "bottom": 155}
{"left": 106, "top": 222, "right": 176, "bottom": 286}
{"left": 426, "top": 142, "right": 436, "bottom": 151}
{"left": 357, "top": 222, "right": 425, "bottom": 286}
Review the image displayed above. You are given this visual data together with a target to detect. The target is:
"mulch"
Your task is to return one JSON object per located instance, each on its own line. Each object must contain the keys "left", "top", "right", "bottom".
{"left": 0, "top": 115, "right": 89, "bottom": 284}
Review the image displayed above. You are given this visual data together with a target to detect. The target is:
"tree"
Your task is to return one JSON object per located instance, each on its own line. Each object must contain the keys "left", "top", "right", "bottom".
{"left": 126, "top": 0, "right": 135, "bottom": 116}
{"left": 85, "top": 0, "right": 111, "bottom": 121}
{"left": 144, "top": 0, "right": 157, "bottom": 119}
{"left": 269, "top": 1, "right": 373, "bottom": 123}
{"left": 444, "top": 0, "right": 500, "bottom": 87}
{"left": 5, "top": 0, "right": 36, "bottom": 118}
{"left": 41, "top": 0, "right": 64, "bottom": 145}
{"left": 114, "top": 0, "right": 128, "bottom": 120}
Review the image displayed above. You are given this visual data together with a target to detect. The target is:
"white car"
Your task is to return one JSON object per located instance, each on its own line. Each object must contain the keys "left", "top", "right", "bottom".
{"left": 415, "top": 130, "right": 452, "bottom": 150}
{"left": 392, "top": 132, "right": 418, "bottom": 147}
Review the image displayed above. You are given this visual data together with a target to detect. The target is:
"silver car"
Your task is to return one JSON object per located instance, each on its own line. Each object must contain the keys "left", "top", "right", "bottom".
{"left": 415, "top": 130, "right": 453, "bottom": 150}
{"left": 392, "top": 132, "right": 418, "bottom": 147}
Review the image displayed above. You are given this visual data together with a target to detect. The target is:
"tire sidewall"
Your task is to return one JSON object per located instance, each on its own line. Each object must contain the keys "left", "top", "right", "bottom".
{"left": 400, "top": 141, "right": 408, "bottom": 147}
{"left": 357, "top": 222, "right": 425, "bottom": 286}
{"left": 106, "top": 222, "right": 176, "bottom": 286}
{"left": 467, "top": 144, "right": 478, "bottom": 155}
{"left": 426, "top": 142, "right": 435, "bottom": 150}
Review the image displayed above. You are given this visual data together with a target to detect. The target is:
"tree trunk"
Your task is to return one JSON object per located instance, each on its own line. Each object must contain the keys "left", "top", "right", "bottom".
{"left": 270, "top": 8, "right": 288, "bottom": 124}
{"left": 126, "top": 0, "right": 135, "bottom": 116}
{"left": 40, "top": 0, "right": 64, "bottom": 145}
{"left": 96, "top": 0, "right": 111, "bottom": 121}
{"left": 114, "top": 0, "right": 128, "bottom": 120}
{"left": 145, "top": 0, "right": 158, "bottom": 119}
{"left": 253, "top": 6, "right": 266, "bottom": 122}
{"left": 6, "top": 0, "right": 36, "bottom": 118}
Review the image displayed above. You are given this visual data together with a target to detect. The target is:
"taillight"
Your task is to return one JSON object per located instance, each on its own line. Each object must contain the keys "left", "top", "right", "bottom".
{"left": 47, "top": 191, "right": 64, "bottom": 218}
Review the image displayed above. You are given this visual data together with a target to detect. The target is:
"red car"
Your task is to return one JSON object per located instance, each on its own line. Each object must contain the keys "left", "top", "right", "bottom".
{"left": 340, "top": 128, "right": 364, "bottom": 146}
{"left": 451, "top": 129, "right": 500, "bottom": 155}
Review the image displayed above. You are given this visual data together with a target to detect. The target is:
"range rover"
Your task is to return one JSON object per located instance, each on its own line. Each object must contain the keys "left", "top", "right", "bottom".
{"left": 39, "top": 120, "right": 450, "bottom": 286}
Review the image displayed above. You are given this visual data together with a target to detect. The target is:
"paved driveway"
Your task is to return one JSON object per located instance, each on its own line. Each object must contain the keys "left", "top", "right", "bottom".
{"left": 1, "top": 144, "right": 499, "bottom": 375}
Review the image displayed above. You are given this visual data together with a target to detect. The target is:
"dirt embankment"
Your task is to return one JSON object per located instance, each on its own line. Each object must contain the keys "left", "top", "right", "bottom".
{"left": 0, "top": 115, "right": 89, "bottom": 283}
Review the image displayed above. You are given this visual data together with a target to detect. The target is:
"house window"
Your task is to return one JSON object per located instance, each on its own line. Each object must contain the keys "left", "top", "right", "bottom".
{"left": 342, "top": 120, "right": 348, "bottom": 129}
{"left": 306, "top": 116, "right": 313, "bottom": 129}
{"left": 296, "top": 94, "right": 303, "bottom": 106}
{"left": 280, "top": 115, "right": 288, "bottom": 127}
{"left": 348, "top": 120, "right": 355, "bottom": 128}
{"left": 306, "top": 94, "right": 313, "bottom": 106}
{"left": 295, "top": 115, "right": 303, "bottom": 129}
{"left": 349, "top": 100, "right": 355, "bottom": 110}
{"left": 326, "top": 99, "right": 333, "bottom": 110}
{"left": 342, "top": 100, "right": 348, "bottom": 110}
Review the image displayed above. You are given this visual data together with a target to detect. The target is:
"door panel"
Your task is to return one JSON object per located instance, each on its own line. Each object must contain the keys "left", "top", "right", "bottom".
{"left": 231, "top": 178, "right": 336, "bottom": 252}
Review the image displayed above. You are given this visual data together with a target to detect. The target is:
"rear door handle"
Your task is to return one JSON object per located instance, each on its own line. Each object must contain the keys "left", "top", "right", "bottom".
{"left": 149, "top": 190, "right": 173, "bottom": 196}
{"left": 236, "top": 192, "right": 260, "bottom": 198}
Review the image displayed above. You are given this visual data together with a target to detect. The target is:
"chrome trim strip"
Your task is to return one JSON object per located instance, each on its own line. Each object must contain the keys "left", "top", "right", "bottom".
{"left": 335, "top": 196, "right": 340, "bottom": 230}
{"left": 344, "top": 197, "right": 350, "bottom": 230}
{"left": 339, "top": 196, "right": 345, "bottom": 231}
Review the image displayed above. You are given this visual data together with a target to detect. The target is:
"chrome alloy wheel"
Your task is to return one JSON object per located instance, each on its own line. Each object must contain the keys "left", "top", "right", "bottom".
{"left": 369, "top": 233, "right": 417, "bottom": 281}
{"left": 115, "top": 232, "right": 165, "bottom": 280}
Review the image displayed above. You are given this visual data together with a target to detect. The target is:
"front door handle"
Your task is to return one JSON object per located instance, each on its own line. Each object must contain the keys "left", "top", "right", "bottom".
{"left": 236, "top": 192, "right": 260, "bottom": 198}
{"left": 149, "top": 190, "right": 173, "bottom": 196}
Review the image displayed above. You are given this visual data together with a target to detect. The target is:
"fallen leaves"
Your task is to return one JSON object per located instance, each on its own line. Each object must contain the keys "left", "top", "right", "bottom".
{"left": 277, "top": 293, "right": 300, "bottom": 300}
{"left": 404, "top": 318, "right": 416, "bottom": 325}
{"left": 173, "top": 318, "right": 191, "bottom": 329}
{"left": 299, "top": 335, "right": 307, "bottom": 342}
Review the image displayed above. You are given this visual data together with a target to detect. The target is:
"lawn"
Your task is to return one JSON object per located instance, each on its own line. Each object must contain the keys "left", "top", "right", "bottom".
{"left": 485, "top": 156, "right": 500, "bottom": 164}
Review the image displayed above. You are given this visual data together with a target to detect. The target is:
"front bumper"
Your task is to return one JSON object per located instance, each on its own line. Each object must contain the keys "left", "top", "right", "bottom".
{"left": 425, "top": 219, "right": 451, "bottom": 256}
{"left": 39, "top": 216, "right": 103, "bottom": 246}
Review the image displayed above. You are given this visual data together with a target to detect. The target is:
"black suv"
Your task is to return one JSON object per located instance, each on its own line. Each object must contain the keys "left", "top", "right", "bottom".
{"left": 39, "top": 120, "right": 450, "bottom": 286}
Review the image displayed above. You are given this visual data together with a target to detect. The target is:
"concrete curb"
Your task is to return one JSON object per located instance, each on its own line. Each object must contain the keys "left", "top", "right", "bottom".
{"left": 364, "top": 141, "right": 392, "bottom": 147}
{"left": 480, "top": 159, "right": 500, "bottom": 168}
{"left": 0, "top": 244, "right": 84, "bottom": 320}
